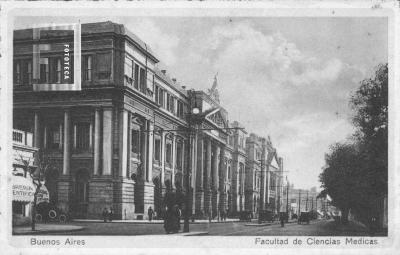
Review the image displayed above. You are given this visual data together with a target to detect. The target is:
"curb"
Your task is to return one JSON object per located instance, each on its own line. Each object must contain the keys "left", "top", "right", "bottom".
{"left": 72, "top": 220, "right": 240, "bottom": 224}
{"left": 13, "top": 226, "right": 85, "bottom": 235}
{"left": 245, "top": 220, "right": 300, "bottom": 227}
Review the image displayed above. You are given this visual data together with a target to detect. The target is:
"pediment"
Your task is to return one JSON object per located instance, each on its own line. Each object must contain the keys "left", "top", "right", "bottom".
{"left": 205, "top": 108, "right": 227, "bottom": 128}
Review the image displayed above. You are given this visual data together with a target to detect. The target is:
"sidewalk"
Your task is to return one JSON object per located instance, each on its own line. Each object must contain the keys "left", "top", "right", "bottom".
{"left": 13, "top": 224, "right": 84, "bottom": 235}
{"left": 245, "top": 219, "right": 308, "bottom": 227}
{"left": 72, "top": 218, "right": 240, "bottom": 224}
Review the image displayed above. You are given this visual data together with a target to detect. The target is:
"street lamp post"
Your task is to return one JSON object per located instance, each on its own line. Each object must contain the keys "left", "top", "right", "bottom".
{"left": 183, "top": 92, "right": 201, "bottom": 233}
{"left": 286, "top": 177, "right": 289, "bottom": 222}
{"left": 258, "top": 159, "right": 264, "bottom": 224}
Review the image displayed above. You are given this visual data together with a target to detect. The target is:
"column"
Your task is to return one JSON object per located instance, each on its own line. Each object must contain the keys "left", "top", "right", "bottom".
{"left": 102, "top": 108, "right": 112, "bottom": 175}
{"left": 161, "top": 132, "right": 166, "bottom": 186}
{"left": 212, "top": 144, "right": 220, "bottom": 218}
{"left": 205, "top": 138, "right": 212, "bottom": 216}
{"left": 93, "top": 108, "right": 100, "bottom": 176}
{"left": 195, "top": 135, "right": 204, "bottom": 214}
{"left": 43, "top": 125, "right": 47, "bottom": 149}
{"left": 212, "top": 145, "right": 220, "bottom": 190}
{"left": 219, "top": 146, "right": 226, "bottom": 212}
{"left": 191, "top": 132, "right": 198, "bottom": 214}
{"left": 62, "top": 109, "right": 70, "bottom": 175}
{"left": 73, "top": 124, "right": 77, "bottom": 149}
{"left": 89, "top": 122, "right": 93, "bottom": 149}
{"left": 171, "top": 134, "right": 176, "bottom": 188}
{"left": 33, "top": 111, "right": 40, "bottom": 148}
{"left": 140, "top": 120, "right": 148, "bottom": 180}
{"left": 266, "top": 169, "right": 270, "bottom": 204}
{"left": 147, "top": 120, "right": 154, "bottom": 182}
{"left": 196, "top": 135, "right": 204, "bottom": 189}
{"left": 118, "top": 110, "right": 128, "bottom": 177}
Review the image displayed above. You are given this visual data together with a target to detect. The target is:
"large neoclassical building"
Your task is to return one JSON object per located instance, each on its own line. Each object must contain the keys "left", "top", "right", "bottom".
{"left": 12, "top": 21, "right": 283, "bottom": 220}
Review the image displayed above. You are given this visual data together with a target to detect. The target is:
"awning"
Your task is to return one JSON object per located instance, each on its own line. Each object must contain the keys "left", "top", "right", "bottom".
{"left": 12, "top": 175, "right": 35, "bottom": 203}
{"left": 37, "top": 185, "right": 50, "bottom": 204}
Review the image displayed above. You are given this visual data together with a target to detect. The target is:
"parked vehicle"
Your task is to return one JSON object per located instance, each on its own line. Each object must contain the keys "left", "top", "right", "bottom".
{"left": 239, "top": 211, "right": 253, "bottom": 222}
{"left": 298, "top": 212, "right": 310, "bottom": 224}
{"left": 35, "top": 202, "right": 69, "bottom": 223}
{"left": 258, "top": 210, "right": 275, "bottom": 222}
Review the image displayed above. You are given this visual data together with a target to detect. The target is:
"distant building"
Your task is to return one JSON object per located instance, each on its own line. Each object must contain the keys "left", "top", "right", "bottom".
{"left": 282, "top": 185, "right": 330, "bottom": 218}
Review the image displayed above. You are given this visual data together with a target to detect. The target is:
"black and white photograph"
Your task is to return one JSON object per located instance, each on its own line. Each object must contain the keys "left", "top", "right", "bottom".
{"left": 1, "top": 1, "right": 397, "bottom": 253}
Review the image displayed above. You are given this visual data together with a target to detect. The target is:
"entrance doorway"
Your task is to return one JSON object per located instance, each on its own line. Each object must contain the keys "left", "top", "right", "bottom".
{"left": 73, "top": 169, "right": 89, "bottom": 218}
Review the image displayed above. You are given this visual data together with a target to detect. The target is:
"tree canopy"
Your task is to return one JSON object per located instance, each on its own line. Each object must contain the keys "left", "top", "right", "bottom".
{"left": 319, "top": 63, "right": 388, "bottom": 223}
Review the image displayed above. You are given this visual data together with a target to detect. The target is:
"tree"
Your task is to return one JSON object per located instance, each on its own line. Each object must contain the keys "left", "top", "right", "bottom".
{"left": 319, "top": 143, "right": 362, "bottom": 224}
{"left": 350, "top": 63, "right": 388, "bottom": 197}
{"left": 19, "top": 149, "right": 53, "bottom": 231}
{"left": 319, "top": 63, "right": 388, "bottom": 225}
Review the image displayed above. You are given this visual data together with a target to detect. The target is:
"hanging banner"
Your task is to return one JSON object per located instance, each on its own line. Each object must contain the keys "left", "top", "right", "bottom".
{"left": 37, "top": 185, "right": 50, "bottom": 204}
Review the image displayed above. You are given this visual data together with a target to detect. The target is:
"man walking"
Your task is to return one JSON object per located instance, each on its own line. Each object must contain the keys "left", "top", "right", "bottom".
{"left": 148, "top": 206, "right": 154, "bottom": 221}
{"left": 102, "top": 208, "right": 108, "bottom": 223}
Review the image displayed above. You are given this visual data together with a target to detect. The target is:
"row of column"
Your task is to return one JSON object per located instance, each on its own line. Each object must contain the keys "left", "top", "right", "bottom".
{"left": 33, "top": 108, "right": 122, "bottom": 177}
{"left": 194, "top": 135, "right": 231, "bottom": 216}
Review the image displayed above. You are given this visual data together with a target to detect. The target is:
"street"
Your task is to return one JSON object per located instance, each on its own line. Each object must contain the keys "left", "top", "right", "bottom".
{"left": 31, "top": 219, "right": 385, "bottom": 236}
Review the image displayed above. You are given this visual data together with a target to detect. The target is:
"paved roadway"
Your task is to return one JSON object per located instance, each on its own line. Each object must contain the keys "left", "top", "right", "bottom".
{"left": 45, "top": 219, "right": 384, "bottom": 236}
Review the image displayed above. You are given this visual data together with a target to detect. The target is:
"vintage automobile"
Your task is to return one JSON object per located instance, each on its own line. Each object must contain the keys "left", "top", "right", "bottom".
{"left": 239, "top": 211, "right": 253, "bottom": 222}
{"left": 258, "top": 210, "right": 275, "bottom": 223}
{"left": 35, "top": 202, "right": 69, "bottom": 223}
{"left": 298, "top": 212, "right": 310, "bottom": 224}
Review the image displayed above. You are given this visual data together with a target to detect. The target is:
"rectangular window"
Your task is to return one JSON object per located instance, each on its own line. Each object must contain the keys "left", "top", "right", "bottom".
{"left": 154, "top": 86, "right": 159, "bottom": 104}
{"left": 154, "top": 137, "right": 161, "bottom": 161}
{"left": 134, "top": 64, "right": 139, "bottom": 89}
{"left": 96, "top": 53, "right": 111, "bottom": 80}
{"left": 76, "top": 123, "right": 90, "bottom": 150}
{"left": 176, "top": 142, "right": 182, "bottom": 170}
{"left": 39, "top": 57, "right": 49, "bottom": 83}
{"left": 159, "top": 89, "right": 164, "bottom": 107}
{"left": 139, "top": 67, "right": 146, "bottom": 93}
{"left": 166, "top": 93, "right": 171, "bottom": 111}
{"left": 25, "top": 60, "right": 32, "bottom": 85}
{"left": 131, "top": 129, "right": 140, "bottom": 154}
{"left": 124, "top": 57, "right": 133, "bottom": 85}
{"left": 166, "top": 142, "right": 172, "bottom": 164}
{"left": 48, "top": 125, "right": 61, "bottom": 149}
{"left": 177, "top": 101, "right": 184, "bottom": 118}
{"left": 14, "top": 61, "right": 21, "bottom": 85}
{"left": 171, "top": 97, "right": 176, "bottom": 114}
{"left": 83, "top": 55, "right": 93, "bottom": 82}
{"left": 146, "top": 70, "right": 154, "bottom": 92}
{"left": 56, "top": 58, "right": 62, "bottom": 83}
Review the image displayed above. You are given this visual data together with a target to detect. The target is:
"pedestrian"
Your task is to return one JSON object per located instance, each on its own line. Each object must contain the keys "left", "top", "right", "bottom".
{"left": 102, "top": 208, "right": 108, "bottom": 223}
{"left": 109, "top": 207, "right": 114, "bottom": 222}
{"left": 175, "top": 205, "right": 181, "bottom": 232}
{"left": 280, "top": 213, "right": 285, "bottom": 227}
{"left": 148, "top": 206, "right": 154, "bottom": 222}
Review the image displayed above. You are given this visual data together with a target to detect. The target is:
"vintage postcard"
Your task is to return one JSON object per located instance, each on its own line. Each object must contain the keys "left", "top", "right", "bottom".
{"left": 0, "top": 1, "right": 398, "bottom": 254}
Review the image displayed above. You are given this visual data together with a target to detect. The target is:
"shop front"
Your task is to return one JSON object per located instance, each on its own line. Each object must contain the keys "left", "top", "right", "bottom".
{"left": 12, "top": 175, "right": 35, "bottom": 226}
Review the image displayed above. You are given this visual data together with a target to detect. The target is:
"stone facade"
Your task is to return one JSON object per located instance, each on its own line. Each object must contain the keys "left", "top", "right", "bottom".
{"left": 13, "top": 21, "right": 284, "bottom": 220}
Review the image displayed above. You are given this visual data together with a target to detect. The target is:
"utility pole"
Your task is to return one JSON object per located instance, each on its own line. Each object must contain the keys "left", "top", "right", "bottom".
{"left": 311, "top": 196, "right": 314, "bottom": 211}
{"left": 183, "top": 97, "right": 193, "bottom": 233}
{"left": 258, "top": 159, "right": 264, "bottom": 224}
{"left": 306, "top": 191, "right": 309, "bottom": 211}
{"left": 298, "top": 190, "right": 301, "bottom": 215}
{"left": 286, "top": 177, "right": 289, "bottom": 221}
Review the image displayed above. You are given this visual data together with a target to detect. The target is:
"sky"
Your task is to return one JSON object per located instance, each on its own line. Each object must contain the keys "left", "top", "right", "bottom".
{"left": 15, "top": 16, "right": 388, "bottom": 190}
